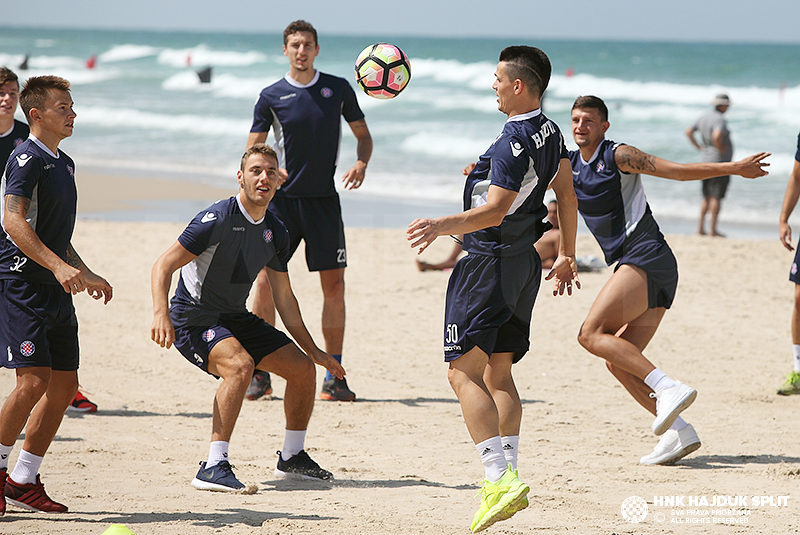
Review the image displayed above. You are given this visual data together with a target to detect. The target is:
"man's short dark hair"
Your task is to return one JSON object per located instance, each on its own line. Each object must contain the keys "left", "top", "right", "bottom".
{"left": 0, "top": 66, "right": 19, "bottom": 87}
{"left": 283, "top": 20, "right": 318, "bottom": 46}
{"left": 20, "top": 75, "right": 71, "bottom": 124}
{"left": 498, "top": 46, "right": 551, "bottom": 98}
{"left": 572, "top": 95, "right": 609, "bottom": 122}
{"left": 241, "top": 143, "right": 278, "bottom": 171}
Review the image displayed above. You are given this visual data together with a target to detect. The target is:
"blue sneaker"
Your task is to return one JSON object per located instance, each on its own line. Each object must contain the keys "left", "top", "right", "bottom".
{"left": 191, "top": 461, "right": 245, "bottom": 492}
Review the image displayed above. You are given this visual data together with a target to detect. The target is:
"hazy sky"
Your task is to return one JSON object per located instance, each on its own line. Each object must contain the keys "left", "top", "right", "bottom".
{"left": 4, "top": 0, "right": 800, "bottom": 44}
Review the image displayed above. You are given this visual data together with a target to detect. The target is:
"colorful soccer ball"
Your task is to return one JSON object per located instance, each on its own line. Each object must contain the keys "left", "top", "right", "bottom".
{"left": 354, "top": 43, "right": 411, "bottom": 100}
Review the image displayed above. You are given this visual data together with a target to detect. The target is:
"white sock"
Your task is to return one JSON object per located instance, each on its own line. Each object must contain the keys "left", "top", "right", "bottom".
{"left": 10, "top": 449, "right": 43, "bottom": 485}
{"left": 0, "top": 443, "right": 13, "bottom": 471}
{"left": 280, "top": 429, "right": 307, "bottom": 461}
{"left": 669, "top": 416, "right": 688, "bottom": 432}
{"left": 476, "top": 436, "right": 507, "bottom": 483}
{"left": 644, "top": 368, "right": 677, "bottom": 393}
{"left": 501, "top": 435, "right": 519, "bottom": 470}
{"left": 793, "top": 345, "right": 800, "bottom": 373}
{"left": 206, "top": 441, "right": 229, "bottom": 468}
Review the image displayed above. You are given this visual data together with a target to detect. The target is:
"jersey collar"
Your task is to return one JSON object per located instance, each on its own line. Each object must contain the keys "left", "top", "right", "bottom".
{"left": 235, "top": 193, "right": 266, "bottom": 225}
{"left": 284, "top": 70, "right": 320, "bottom": 89}
{"left": 579, "top": 139, "right": 605, "bottom": 166}
{"left": 506, "top": 108, "right": 542, "bottom": 123}
{"left": 29, "top": 134, "right": 59, "bottom": 159}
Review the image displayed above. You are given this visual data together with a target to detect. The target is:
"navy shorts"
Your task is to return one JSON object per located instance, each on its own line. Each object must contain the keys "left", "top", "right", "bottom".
{"left": 790, "top": 243, "right": 800, "bottom": 284}
{"left": 0, "top": 278, "right": 79, "bottom": 371}
{"left": 617, "top": 222, "right": 678, "bottom": 309}
{"left": 443, "top": 250, "right": 542, "bottom": 364}
{"left": 170, "top": 308, "right": 292, "bottom": 377}
{"left": 701, "top": 175, "right": 730, "bottom": 199}
{"left": 269, "top": 193, "right": 347, "bottom": 272}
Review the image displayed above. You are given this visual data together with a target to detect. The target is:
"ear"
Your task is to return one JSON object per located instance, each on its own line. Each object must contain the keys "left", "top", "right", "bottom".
{"left": 602, "top": 121, "right": 610, "bottom": 135}
{"left": 514, "top": 78, "right": 524, "bottom": 96}
{"left": 28, "top": 107, "right": 41, "bottom": 123}
{"left": 282, "top": 45, "right": 288, "bottom": 57}
{"left": 236, "top": 169, "right": 244, "bottom": 189}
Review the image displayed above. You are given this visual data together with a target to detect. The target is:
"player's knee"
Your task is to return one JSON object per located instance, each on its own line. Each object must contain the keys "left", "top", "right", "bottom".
{"left": 16, "top": 372, "right": 51, "bottom": 402}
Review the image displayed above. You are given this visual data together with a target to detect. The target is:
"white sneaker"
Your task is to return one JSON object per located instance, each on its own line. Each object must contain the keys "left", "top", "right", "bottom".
{"left": 650, "top": 381, "right": 697, "bottom": 436}
{"left": 640, "top": 424, "right": 701, "bottom": 465}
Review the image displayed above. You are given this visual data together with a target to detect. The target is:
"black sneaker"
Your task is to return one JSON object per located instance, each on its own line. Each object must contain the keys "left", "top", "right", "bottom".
{"left": 191, "top": 461, "right": 246, "bottom": 492}
{"left": 319, "top": 377, "right": 356, "bottom": 401}
{"left": 274, "top": 450, "right": 332, "bottom": 481}
{"left": 246, "top": 371, "right": 273, "bottom": 400}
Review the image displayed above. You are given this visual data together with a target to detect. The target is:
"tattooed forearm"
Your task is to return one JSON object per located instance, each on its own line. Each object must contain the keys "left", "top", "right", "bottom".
{"left": 66, "top": 244, "right": 85, "bottom": 269}
{"left": 6, "top": 195, "right": 30, "bottom": 216}
{"left": 615, "top": 145, "right": 657, "bottom": 173}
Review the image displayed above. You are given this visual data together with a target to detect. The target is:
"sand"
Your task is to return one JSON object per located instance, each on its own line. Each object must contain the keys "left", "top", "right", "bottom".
{"left": 1, "top": 172, "right": 798, "bottom": 535}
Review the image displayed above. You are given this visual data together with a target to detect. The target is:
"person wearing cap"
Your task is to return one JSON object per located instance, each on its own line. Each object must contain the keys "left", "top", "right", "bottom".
{"left": 685, "top": 93, "right": 733, "bottom": 237}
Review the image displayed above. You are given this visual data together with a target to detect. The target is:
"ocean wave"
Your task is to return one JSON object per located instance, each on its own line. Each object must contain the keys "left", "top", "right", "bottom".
{"left": 157, "top": 45, "right": 267, "bottom": 68}
{"left": 161, "top": 71, "right": 273, "bottom": 99}
{"left": 74, "top": 105, "right": 249, "bottom": 136}
{"left": 99, "top": 44, "right": 161, "bottom": 63}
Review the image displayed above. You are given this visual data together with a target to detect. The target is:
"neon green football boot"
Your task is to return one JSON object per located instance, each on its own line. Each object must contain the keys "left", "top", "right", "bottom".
{"left": 470, "top": 467, "right": 530, "bottom": 533}
{"left": 777, "top": 371, "right": 800, "bottom": 395}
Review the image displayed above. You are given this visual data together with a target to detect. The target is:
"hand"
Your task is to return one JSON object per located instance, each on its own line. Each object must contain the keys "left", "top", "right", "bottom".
{"left": 277, "top": 167, "right": 288, "bottom": 188}
{"left": 462, "top": 162, "right": 476, "bottom": 176}
{"left": 151, "top": 312, "right": 176, "bottom": 349}
{"left": 341, "top": 161, "right": 367, "bottom": 190}
{"left": 309, "top": 349, "right": 345, "bottom": 380}
{"left": 54, "top": 263, "right": 85, "bottom": 295}
{"left": 780, "top": 221, "right": 794, "bottom": 251}
{"left": 544, "top": 254, "right": 581, "bottom": 296}
{"left": 83, "top": 271, "right": 113, "bottom": 304}
{"left": 736, "top": 152, "right": 771, "bottom": 178}
{"left": 407, "top": 218, "right": 441, "bottom": 255}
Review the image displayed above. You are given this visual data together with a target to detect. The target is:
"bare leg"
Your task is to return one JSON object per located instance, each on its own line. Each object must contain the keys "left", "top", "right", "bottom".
{"left": 256, "top": 343, "right": 316, "bottom": 430}
{"left": 483, "top": 353, "right": 521, "bottom": 437}
{"left": 207, "top": 339, "right": 255, "bottom": 442}
{"left": 792, "top": 283, "right": 800, "bottom": 345}
{"left": 319, "top": 268, "right": 345, "bottom": 355}
{"left": 708, "top": 197, "right": 725, "bottom": 237}
{"left": 448, "top": 346, "right": 499, "bottom": 444}
{"left": 0, "top": 368, "right": 50, "bottom": 448}
{"left": 252, "top": 267, "right": 276, "bottom": 325}
{"left": 577, "top": 264, "right": 658, "bottom": 380}
{"left": 698, "top": 197, "right": 709, "bottom": 235}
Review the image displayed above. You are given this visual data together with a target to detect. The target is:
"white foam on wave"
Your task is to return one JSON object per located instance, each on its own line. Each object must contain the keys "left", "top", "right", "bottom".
{"left": 75, "top": 105, "right": 249, "bottom": 136}
{"left": 410, "top": 58, "right": 495, "bottom": 90}
{"left": 400, "top": 131, "right": 496, "bottom": 161}
{"left": 99, "top": 44, "right": 161, "bottom": 63}
{"left": 161, "top": 72, "right": 271, "bottom": 100}
{"left": 158, "top": 46, "right": 267, "bottom": 68}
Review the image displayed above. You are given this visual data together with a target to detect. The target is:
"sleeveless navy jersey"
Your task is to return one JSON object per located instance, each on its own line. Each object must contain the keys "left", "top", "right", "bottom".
{"left": 171, "top": 196, "right": 291, "bottom": 316}
{"left": 569, "top": 139, "right": 661, "bottom": 265}
{"left": 250, "top": 71, "right": 365, "bottom": 198}
{"left": 462, "top": 109, "right": 567, "bottom": 257}
{"left": 0, "top": 120, "right": 29, "bottom": 166}
{"left": 0, "top": 136, "right": 77, "bottom": 284}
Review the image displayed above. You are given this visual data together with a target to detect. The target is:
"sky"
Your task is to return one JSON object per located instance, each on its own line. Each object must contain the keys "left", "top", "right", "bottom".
{"left": 4, "top": 0, "right": 800, "bottom": 44}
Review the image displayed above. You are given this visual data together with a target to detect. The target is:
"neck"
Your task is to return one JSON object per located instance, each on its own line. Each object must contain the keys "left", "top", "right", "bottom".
{"left": 578, "top": 139, "right": 603, "bottom": 162}
{"left": 0, "top": 115, "right": 14, "bottom": 134}
{"left": 505, "top": 97, "right": 541, "bottom": 119}
{"left": 237, "top": 193, "right": 268, "bottom": 221}
{"left": 30, "top": 128, "right": 61, "bottom": 154}
{"left": 289, "top": 68, "right": 316, "bottom": 86}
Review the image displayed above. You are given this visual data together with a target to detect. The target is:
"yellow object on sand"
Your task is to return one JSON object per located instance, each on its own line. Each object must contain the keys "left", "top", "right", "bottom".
{"left": 101, "top": 525, "right": 137, "bottom": 535}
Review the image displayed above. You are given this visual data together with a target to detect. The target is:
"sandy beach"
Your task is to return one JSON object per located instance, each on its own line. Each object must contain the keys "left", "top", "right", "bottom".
{"left": 1, "top": 171, "right": 798, "bottom": 535}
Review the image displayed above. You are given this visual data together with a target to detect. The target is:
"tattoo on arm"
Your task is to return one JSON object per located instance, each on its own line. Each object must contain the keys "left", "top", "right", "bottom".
{"left": 66, "top": 244, "right": 85, "bottom": 269}
{"left": 6, "top": 195, "right": 30, "bottom": 216}
{"left": 615, "top": 145, "right": 657, "bottom": 174}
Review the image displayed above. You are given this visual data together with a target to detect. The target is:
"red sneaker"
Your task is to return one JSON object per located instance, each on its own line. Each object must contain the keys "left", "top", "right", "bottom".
{"left": 0, "top": 468, "right": 6, "bottom": 517}
{"left": 4, "top": 475, "right": 68, "bottom": 513}
{"left": 68, "top": 390, "right": 98, "bottom": 413}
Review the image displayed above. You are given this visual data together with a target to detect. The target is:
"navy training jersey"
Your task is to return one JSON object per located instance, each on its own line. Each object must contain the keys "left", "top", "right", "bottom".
{"left": 569, "top": 139, "right": 661, "bottom": 265}
{"left": 0, "top": 120, "right": 29, "bottom": 165}
{"left": 462, "top": 109, "right": 567, "bottom": 257}
{"left": 0, "top": 136, "right": 77, "bottom": 284}
{"left": 795, "top": 131, "right": 800, "bottom": 162}
{"left": 171, "top": 195, "right": 291, "bottom": 319}
{"left": 250, "top": 71, "right": 364, "bottom": 197}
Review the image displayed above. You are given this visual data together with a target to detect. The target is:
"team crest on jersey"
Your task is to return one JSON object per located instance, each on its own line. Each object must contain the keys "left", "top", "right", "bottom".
{"left": 596, "top": 160, "right": 605, "bottom": 173}
{"left": 793, "top": 263, "right": 798, "bottom": 275}
{"left": 263, "top": 229, "right": 273, "bottom": 243}
{"left": 320, "top": 87, "right": 333, "bottom": 98}
{"left": 66, "top": 165, "right": 74, "bottom": 178}
{"left": 20, "top": 340, "right": 35, "bottom": 357}
{"left": 202, "top": 329, "right": 216, "bottom": 343}
{"left": 14, "top": 138, "right": 24, "bottom": 147}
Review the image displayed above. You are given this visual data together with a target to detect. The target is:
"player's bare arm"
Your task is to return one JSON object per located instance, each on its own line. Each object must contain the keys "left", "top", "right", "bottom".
{"left": 780, "top": 159, "right": 800, "bottom": 251}
{"left": 66, "top": 244, "right": 113, "bottom": 304}
{"left": 265, "top": 268, "right": 345, "bottom": 379}
{"left": 246, "top": 131, "right": 268, "bottom": 149}
{"left": 4, "top": 193, "right": 85, "bottom": 294}
{"left": 150, "top": 241, "right": 197, "bottom": 348}
{"left": 615, "top": 145, "right": 770, "bottom": 182}
{"left": 544, "top": 158, "right": 580, "bottom": 296}
{"left": 342, "top": 119, "right": 373, "bottom": 190}
{"left": 407, "top": 185, "right": 517, "bottom": 254}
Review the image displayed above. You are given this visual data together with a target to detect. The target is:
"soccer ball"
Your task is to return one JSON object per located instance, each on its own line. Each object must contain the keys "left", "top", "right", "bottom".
{"left": 354, "top": 43, "right": 411, "bottom": 99}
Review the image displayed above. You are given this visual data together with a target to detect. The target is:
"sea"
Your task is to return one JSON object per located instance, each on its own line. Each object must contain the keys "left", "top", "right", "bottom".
{"left": 1, "top": 27, "right": 800, "bottom": 237}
